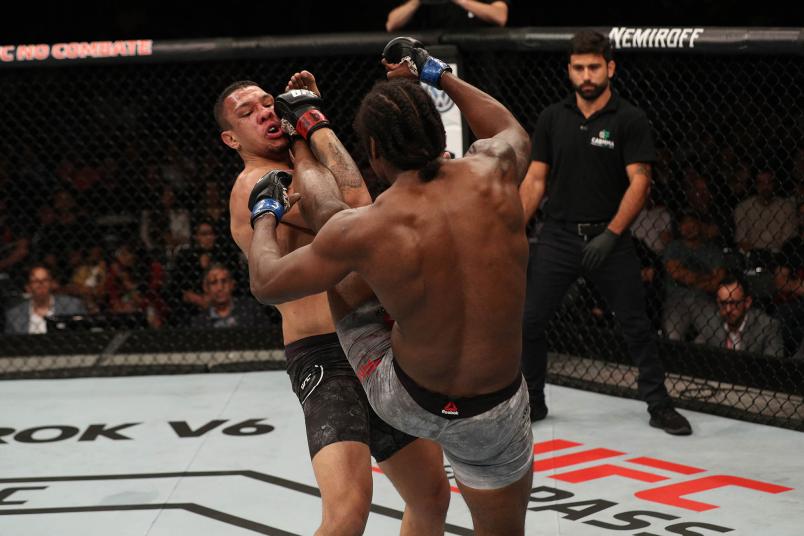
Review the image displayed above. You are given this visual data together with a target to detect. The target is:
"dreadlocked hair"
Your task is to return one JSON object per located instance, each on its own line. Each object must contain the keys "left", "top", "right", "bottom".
{"left": 353, "top": 78, "right": 446, "bottom": 182}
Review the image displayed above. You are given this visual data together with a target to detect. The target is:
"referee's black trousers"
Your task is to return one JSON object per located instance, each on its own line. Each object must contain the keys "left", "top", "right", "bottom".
{"left": 521, "top": 222, "right": 670, "bottom": 409}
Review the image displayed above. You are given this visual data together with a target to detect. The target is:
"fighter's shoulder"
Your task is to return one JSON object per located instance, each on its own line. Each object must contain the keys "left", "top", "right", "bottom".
{"left": 464, "top": 138, "right": 516, "bottom": 174}
{"left": 322, "top": 205, "right": 374, "bottom": 234}
{"left": 233, "top": 167, "right": 270, "bottom": 191}
{"left": 314, "top": 205, "right": 375, "bottom": 253}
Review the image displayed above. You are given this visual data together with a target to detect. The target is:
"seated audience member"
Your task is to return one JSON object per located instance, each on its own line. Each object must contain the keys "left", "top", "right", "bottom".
{"left": 62, "top": 245, "right": 108, "bottom": 314}
{"left": 0, "top": 196, "right": 31, "bottom": 291}
{"left": 386, "top": 0, "right": 509, "bottom": 32}
{"left": 4, "top": 265, "right": 86, "bottom": 334}
{"left": 773, "top": 201, "right": 804, "bottom": 355}
{"left": 723, "top": 162, "right": 753, "bottom": 208}
{"left": 662, "top": 212, "right": 726, "bottom": 340}
{"left": 31, "top": 189, "right": 95, "bottom": 284}
{"left": 105, "top": 244, "right": 146, "bottom": 315}
{"left": 167, "top": 221, "right": 232, "bottom": 325}
{"left": 734, "top": 169, "right": 797, "bottom": 254}
{"left": 140, "top": 184, "right": 191, "bottom": 265}
{"left": 105, "top": 243, "right": 166, "bottom": 328}
{"left": 191, "top": 264, "right": 266, "bottom": 329}
{"left": 685, "top": 175, "right": 732, "bottom": 246}
{"left": 632, "top": 190, "right": 673, "bottom": 256}
{"left": 696, "top": 276, "right": 784, "bottom": 357}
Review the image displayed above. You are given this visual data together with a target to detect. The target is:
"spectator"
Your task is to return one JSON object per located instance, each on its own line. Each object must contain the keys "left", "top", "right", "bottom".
{"left": 139, "top": 184, "right": 191, "bottom": 264}
{"left": 773, "top": 201, "right": 804, "bottom": 356}
{"left": 106, "top": 242, "right": 168, "bottom": 329}
{"left": 386, "top": 0, "right": 509, "bottom": 32}
{"left": 104, "top": 243, "right": 146, "bottom": 315}
{"left": 685, "top": 175, "right": 732, "bottom": 245}
{"left": 662, "top": 212, "right": 726, "bottom": 341}
{"left": 62, "top": 245, "right": 108, "bottom": 314}
{"left": 4, "top": 265, "right": 86, "bottom": 334}
{"left": 193, "top": 180, "right": 231, "bottom": 247}
{"left": 734, "top": 169, "right": 797, "bottom": 254}
{"left": 632, "top": 190, "right": 673, "bottom": 256}
{"left": 160, "top": 142, "right": 196, "bottom": 195}
{"left": 0, "top": 196, "right": 31, "bottom": 293}
{"left": 722, "top": 162, "right": 753, "bottom": 208}
{"left": 167, "top": 220, "right": 231, "bottom": 325}
{"left": 190, "top": 264, "right": 266, "bottom": 329}
{"left": 696, "top": 276, "right": 784, "bottom": 357}
{"left": 30, "top": 189, "right": 95, "bottom": 284}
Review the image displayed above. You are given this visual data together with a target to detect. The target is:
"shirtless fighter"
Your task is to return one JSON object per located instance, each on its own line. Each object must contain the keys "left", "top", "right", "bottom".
{"left": 246, "top": 39, "right": 534, "bottom": 535}
{"left": 215, "top": 72, "right": 449, "bottom": 536}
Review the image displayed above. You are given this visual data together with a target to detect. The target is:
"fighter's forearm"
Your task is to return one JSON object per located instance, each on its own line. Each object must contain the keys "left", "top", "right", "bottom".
{"left": 608, "top": 165, "right": 650, "bottom": 235}
{"left": 291, "top": 138, "right": 353, "bottom": 232}
{"left": 308, "top": 129, "right": 372, "bottom": 208}
{"left": 440, "top": 72, "right": 519, "bottom": 143}
{"left": 247, "top": 216, "right": 287, "bottom": 304}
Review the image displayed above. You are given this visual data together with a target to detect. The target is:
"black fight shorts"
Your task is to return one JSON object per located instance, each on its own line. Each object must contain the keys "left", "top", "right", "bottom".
{"left": 285, "top": 333, "right": 416, "bottom": 461}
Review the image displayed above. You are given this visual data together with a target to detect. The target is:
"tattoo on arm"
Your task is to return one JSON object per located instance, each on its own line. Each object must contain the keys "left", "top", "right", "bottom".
{"left": 311, "top": 139, "right": 364, "bottom": 191}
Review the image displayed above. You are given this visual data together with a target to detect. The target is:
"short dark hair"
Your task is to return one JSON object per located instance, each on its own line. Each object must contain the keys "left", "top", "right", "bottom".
{"left": 194, "top": 219, "right": 215, "bottom": 233}
{"left": 718, "top": 274, "right": 749, "bottom": 296}
{"left": 213, "top": 80, "right": 260, "bottom": 130}
{"left": 353, "top": 78, "right": 446, "bottom": 182}
{"left": 568, "top": 30, "right": 613, "bottom": 62}
{"left": 203, "top": 262, "right": 232, "bottom": 283}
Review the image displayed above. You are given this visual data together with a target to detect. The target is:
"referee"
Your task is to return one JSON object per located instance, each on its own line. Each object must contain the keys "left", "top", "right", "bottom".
{"left": 519, "top": 30, "right": 691, "bottom": 435}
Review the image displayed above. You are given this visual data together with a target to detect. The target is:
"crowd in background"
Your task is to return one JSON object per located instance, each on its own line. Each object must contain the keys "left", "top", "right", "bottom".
{"left": 543, "top": 145, "right": 804, "bottom": 358}
{"left": 1, "top": 142, "right": 802, "bottom": 358}
{"left": 0, "top": 6, "right": 801, "bottom": 360}
{"left": 0, "top": 151, "right": 278, "bottom": 333}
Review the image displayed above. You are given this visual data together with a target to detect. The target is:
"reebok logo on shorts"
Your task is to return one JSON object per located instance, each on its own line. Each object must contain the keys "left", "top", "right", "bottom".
{"left": 357, "top": 357, "right": 383, "bottom": 381}
{"left": 441, "top": 401, "right": 459, "bottom": 416}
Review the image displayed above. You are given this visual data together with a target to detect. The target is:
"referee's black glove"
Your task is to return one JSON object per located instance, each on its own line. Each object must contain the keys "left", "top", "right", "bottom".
{"left": 581, "top": 229, "right": 620, "bottom": 271}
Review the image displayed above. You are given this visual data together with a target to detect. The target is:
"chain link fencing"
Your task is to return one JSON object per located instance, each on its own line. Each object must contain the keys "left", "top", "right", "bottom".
{"left": 0, "top": 30, "right": 801, "bottom": 430}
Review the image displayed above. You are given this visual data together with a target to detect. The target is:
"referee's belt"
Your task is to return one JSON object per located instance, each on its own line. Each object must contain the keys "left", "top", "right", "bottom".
{"left": 550, "top": 220, "right": 610, "bottom": 240}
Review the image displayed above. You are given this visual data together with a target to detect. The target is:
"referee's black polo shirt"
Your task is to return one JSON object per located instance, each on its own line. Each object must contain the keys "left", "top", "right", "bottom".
{"left": 531, "top": 92, "right": 657, "bottom": 223}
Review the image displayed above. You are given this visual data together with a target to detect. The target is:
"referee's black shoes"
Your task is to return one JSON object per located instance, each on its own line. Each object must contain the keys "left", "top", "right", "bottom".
{"left": 649, "top": 401, "right": 693, "bottom": 435}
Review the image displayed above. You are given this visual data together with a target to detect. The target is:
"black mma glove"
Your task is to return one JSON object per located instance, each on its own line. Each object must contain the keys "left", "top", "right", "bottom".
{"left": 248, "top": 170, "right": 293, "bottom": 227}
{"left": 581, "top": 229, "right": 619, "bottom": 271}
{"left": 382, "top": 36, "right": 452, "bottom": 89}
{"left": 275, "top": 89, "right": 330, "bottom": 141}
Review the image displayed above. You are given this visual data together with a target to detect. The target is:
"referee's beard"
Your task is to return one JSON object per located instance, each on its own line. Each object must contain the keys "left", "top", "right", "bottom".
{"left": 574, "top": 78, "right": 609, "bottom": 101}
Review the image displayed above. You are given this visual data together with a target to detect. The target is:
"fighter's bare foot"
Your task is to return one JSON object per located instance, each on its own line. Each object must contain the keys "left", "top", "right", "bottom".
{"left": 285, "top": 70, "right": 320, "bottom": 97}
